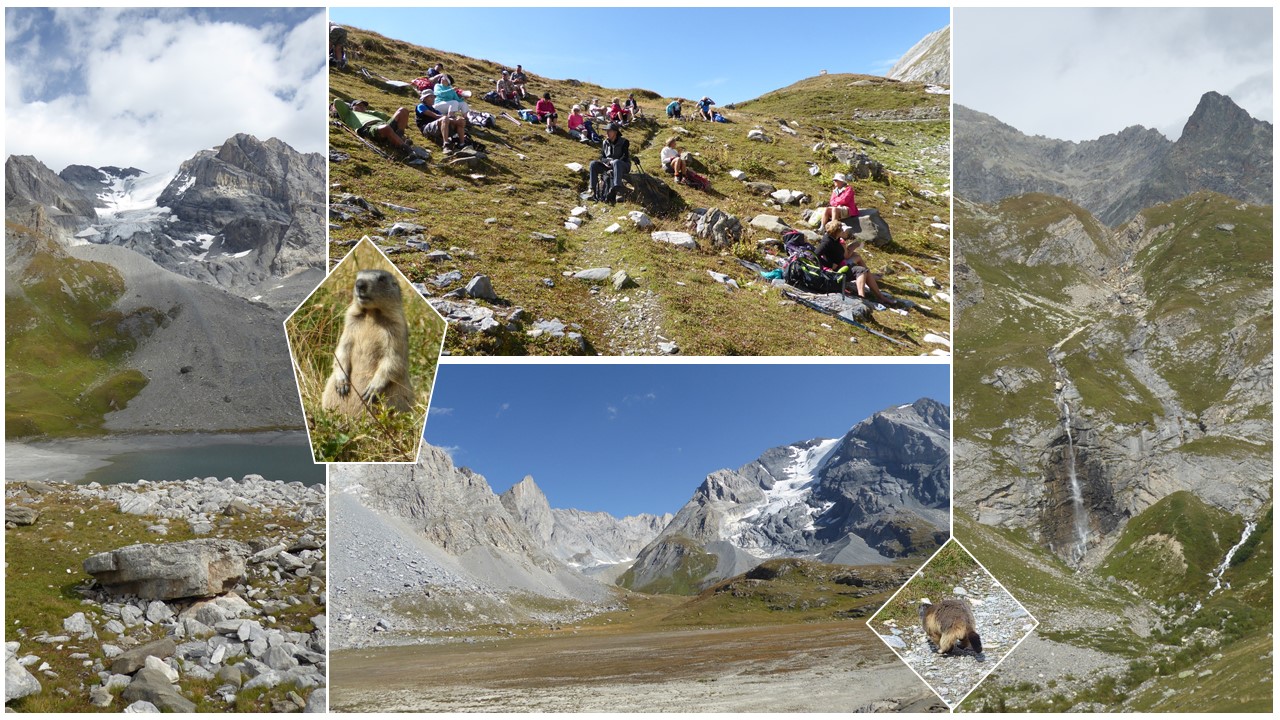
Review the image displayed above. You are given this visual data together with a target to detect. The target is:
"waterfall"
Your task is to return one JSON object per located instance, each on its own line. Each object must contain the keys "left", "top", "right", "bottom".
{"left": 1059, "top": 398, "right": 1090, "bottom": 564}
{"left": 1207, "top": 520, "right": 1258, "bottom": 597}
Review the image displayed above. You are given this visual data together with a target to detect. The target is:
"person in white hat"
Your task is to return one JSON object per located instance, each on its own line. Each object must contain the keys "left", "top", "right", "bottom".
{"left": 816, "top": 172, "right": 859, "bottom": 229}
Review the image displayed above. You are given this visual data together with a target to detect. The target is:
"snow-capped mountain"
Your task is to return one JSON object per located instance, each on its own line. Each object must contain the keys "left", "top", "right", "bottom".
{"left": 4, "top": 135, "right": 325, "bottom": 434}
{"left": 38, "top": 134, "right": 326, "bottom": 308}
{"left": 621, "top": 398, "right": 950, "bottom": 594}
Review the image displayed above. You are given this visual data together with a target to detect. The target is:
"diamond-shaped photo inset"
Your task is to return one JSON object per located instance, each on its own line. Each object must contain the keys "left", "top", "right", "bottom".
{"left": 285, "top": 238, "right": 446, "bottom": 463}
{"left": 869, "top": 538, "right": 1038, "bottom": 709}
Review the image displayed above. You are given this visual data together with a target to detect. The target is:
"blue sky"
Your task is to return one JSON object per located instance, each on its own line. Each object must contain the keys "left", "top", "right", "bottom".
{"left": 424, "top": 363, "right": 949, "bottom": 518}
{"left": 330, "top": 7, "right": 949, "bottom": 104}
{"left": 5, "top": 7, "right": 327, "bottom": 172}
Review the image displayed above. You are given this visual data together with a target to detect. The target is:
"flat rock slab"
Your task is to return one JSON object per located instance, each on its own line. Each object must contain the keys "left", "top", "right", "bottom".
{"left": 84, "top": 539, "right": 249, "bottom": 600}
{"left": 651, "top": 231, "right": 697, "bottom": 249}
{"left": 110, "top": 638, "right": 177, "bottom": 676}
{"left": 750, "top": 215, "right": 791, "bottom": 233}
{"left": 122, "top": 666, "right": 195, "bottom": 713}
{"left": 6, "top": 505, "right": 39, "bottom": 526}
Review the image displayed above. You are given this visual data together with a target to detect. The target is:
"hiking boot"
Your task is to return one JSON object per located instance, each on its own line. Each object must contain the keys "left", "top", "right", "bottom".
{"left": 606, "top": 186, "right": 618, "bottom": 204}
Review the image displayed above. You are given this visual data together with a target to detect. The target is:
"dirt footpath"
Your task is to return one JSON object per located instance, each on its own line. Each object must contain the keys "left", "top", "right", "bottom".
{"left": 331, "top": 622, "right": 940, "bottom": 712}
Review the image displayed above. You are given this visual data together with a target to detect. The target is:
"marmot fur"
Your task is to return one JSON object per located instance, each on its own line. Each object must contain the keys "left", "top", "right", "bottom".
{"left": 919, "top": 598, "right": 983, "bottom": 657}
{"left": 321, "top": 269, "right": 414, "bottom": 415}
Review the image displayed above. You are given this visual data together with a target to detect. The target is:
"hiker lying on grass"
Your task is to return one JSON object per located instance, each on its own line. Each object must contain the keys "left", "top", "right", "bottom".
{"left": 535, "top": 92, "right": 558, "bottom": 133}
{"left": 816, "top": 173, "right": 859, "bottom": 228}
{"left": 568, "top": 105, "right": 601, "bottom": 143}
{"left": 661, "top": 136, "right": 688, "bottom": 183}
{"left": 698, "top": 96, "right": 715, "bottom": 121}
{"left": 511, "top": 65, "right": 528, "bottom": 98}
{"left": 608, "top": 97, "right": 631, "bottom": 125}
{"left": 589, "top": 123, "right": 631, "bottom": 203}
{"left": 433, "top": 77, "right": 470, "bottom": 115}
{"left": 818, "top": 220, "right": 893, "bottom": 305}
{"left": 343, "top": 99, "right": 413, "bottom": 151}
{"left": 625, "top": 94, "right": 642, "bottom": 119}
{"left": 666, "top": 99, "right": 682, "bottom": 119}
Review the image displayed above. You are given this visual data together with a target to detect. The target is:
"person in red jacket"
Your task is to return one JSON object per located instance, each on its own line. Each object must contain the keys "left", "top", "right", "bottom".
{"left": 817, "top": 172, "right": 859, "bottom": 228}
{"left": 535, "top": 92, "right": 558, "bottom": 133}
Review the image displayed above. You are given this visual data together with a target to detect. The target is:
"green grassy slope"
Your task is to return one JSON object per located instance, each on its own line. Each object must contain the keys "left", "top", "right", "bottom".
{"left": 5, "top": 223, "right": 155, "bottom": 438}
{"left": 955, "top": 501, "right": 1272, "bottom": 712}
{"left": 329, "top": 28, "right": 951, "bottom": 356}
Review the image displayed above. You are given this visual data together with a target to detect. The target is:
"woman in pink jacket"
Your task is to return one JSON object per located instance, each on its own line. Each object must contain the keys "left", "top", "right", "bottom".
{"left": 817, "top": 173, "right": 859, "bottom": 228}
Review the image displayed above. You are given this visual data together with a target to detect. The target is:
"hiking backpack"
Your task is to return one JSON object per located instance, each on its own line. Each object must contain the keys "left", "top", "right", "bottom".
{"left": 466, "top": 110, "right": 496, "bottom": 128}
{"left": 783, "top": 247, "right": 845, "bottom": 294}
{"left": 411, "top": 77, "right": 434, "bottom": 93}
{"left": 682, "top": 169, "right": 709, "bottom": 191}
{"left": 781, "top": 230, "right": 813, "bottom": 257}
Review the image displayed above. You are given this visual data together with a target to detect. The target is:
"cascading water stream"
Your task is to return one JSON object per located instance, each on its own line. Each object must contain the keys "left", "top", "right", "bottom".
{"left": 1208, "top": 520, "right": 1257, "bottom": 597}
{"left": 1058, "top": 397, "right": 1090, "bottom": 564}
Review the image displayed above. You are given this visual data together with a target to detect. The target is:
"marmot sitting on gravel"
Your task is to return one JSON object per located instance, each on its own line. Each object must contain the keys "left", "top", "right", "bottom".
{"left": 919, "top": 598, "right": 983, "bottom": 659}
{"left": 321, "top": 269, "right": 414, "bottom": 415}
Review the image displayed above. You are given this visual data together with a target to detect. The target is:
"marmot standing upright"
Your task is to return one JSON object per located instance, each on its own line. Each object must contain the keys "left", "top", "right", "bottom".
{"left": 919, "top": 598, "right": 983, "bottom": 657}
{"left": 321, "top": 269, "right": 414, "bottom": 415}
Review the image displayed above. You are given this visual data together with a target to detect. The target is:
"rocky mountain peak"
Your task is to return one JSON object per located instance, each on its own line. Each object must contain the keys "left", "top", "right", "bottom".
{"left": 888, "top": 25, "right": 950, "bottom": 85}
{"left": 4, "top": 154, "right": 97, "bottom": 232}
{"left": 499, "top": 476, "right": 555, "bottom": 545}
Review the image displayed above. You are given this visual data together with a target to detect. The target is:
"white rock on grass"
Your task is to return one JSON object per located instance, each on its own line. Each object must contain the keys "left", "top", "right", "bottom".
{"left": 564, "top": 162, "right": 584, "bottom": 173}
{"left": 604, "top": 223, "right": 621, "bottom": 234}
{"left": 626, "top": 211, "right": 652, "bottom": 228}
{"left": 123, "top": 700, "right": 160, "bottom": 713}
{"left": 728, "top": 169, "right": 746, "bottom": 180}
{"left": 651, "top": 231, "right": 696, "bottom": 249}
{"left": 923, "top": 334, "right": 951, "bottom": 348}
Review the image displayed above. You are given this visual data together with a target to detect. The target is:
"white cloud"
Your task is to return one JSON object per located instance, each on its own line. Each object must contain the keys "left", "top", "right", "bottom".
{"left": 428, "top": 406, "right": 453, "bottom": 416}
{"left": 495, "top": 402, "right": 510, "bottom": 418}
{"left": 606, "top": 405, "right": 618, "bottom": 420}
{"left": 5, "top": 9, "right": 326, "bottom": 173}
{"left": 955, "top": 8, "right": 1272, "bottom": 141}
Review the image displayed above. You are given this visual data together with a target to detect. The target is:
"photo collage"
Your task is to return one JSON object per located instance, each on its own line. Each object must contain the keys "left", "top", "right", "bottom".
{"left": 3, "top": 5, "right": 1272, "bottom": 714}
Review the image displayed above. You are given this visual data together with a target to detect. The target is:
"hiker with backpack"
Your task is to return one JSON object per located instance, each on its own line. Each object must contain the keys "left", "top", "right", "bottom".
{"left": 589, "top": 123, "right": 630, "bottom": 203}
{"left": 510, "top": 65, "right": 528, "bottom": 99}
{"left": 697, "top": 96, "right": 715, "bottom": 121}
{"left": 568, "top": 105, "right": 600, "bottom": 144}
{"left": 815, "top": 173, "right": 859, "bottom": 229}
{"left": 666, "top": 99, "right": 682, "bottom": 119}
{"left": 534, "top": 92, "right": 558, "bottom": 133}
{"left": 816, "top": 221, "right": 894, "bottom": 306}
{"left": 660, "top": 136, "right": 688, "bottom": 184}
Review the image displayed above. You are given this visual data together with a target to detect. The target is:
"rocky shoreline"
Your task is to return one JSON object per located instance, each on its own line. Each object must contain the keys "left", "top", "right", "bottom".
{"left": 5, "top": 475, "right": 326, "bottom": 712}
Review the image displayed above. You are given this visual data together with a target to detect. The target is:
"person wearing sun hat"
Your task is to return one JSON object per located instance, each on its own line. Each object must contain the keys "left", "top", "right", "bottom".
{"left": 816, "top": 172, "right": 859, "bottom": 229}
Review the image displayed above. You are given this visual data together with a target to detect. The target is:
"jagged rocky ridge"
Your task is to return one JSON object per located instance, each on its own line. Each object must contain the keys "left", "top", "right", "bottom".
{"left": 500, "top": 477, "right": 671, "bottom": 575}
{"left": 954, "top": 92, "right": 1272, "bottom": 226}
{"left": 623, "top": 398, "right": 951, "bottom": 593}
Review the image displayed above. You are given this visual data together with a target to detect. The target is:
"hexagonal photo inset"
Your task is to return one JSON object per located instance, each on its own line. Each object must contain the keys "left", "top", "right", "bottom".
{"left": 285, "top": 238, "right": 446, "bottom": 463}
{"left": 868, "top": 538, "right": 1038, "bottom": 709}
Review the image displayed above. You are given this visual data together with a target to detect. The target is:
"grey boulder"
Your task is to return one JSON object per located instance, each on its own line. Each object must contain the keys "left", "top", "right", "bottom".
{"left": 84, "top": 539, "right": 249, "bottom": 600}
